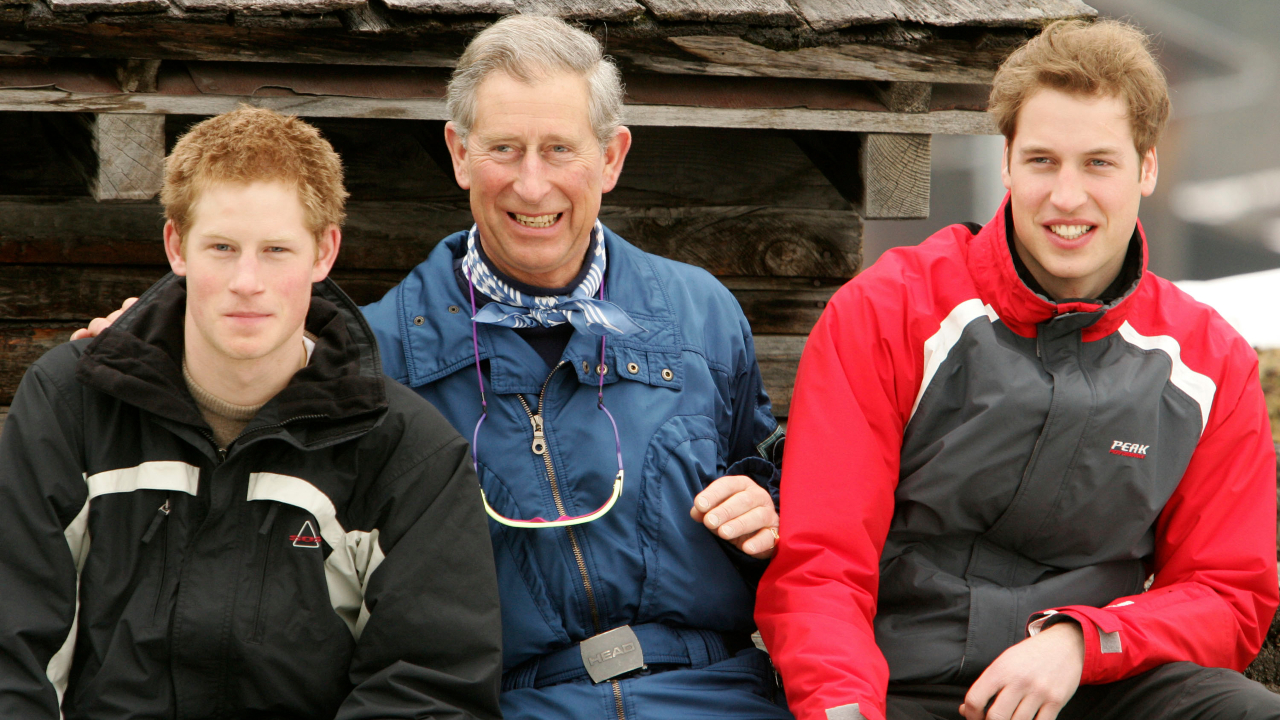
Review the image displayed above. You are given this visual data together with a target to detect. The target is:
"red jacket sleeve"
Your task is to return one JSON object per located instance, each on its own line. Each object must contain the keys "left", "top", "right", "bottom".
{"left": 1036, "top": 343, "right": 1277, "bottom": 684}
{"left": 756, "top": 268, "right": 926, "bottom": 720}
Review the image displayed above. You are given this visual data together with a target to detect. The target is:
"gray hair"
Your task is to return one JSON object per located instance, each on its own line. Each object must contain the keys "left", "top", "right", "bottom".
{"left": 446, "top": 14, "right": 625, "bottom": 149}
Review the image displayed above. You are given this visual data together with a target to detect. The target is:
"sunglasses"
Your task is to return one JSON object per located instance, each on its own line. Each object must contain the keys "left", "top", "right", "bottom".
{"left": 465, "top": 270, "right": 624, "bottom": 529}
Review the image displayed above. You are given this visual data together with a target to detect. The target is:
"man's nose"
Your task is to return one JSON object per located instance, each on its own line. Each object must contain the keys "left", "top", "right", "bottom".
{"left": 1050, "top": 164, "right": 1089, "bottom": 212}
{"left": 512, "top": 151, "right": 552, "bottom": 203}
{"left": 229, "top": 252, "right": 265, "bottom": 295}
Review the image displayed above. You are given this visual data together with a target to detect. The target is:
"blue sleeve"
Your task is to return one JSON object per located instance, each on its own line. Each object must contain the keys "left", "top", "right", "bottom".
{"left": 360, "top": 286, "right": 410, "bottom": 385}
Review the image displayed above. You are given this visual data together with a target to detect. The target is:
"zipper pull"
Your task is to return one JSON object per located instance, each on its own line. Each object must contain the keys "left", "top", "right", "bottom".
{"left": 141, "top": 499, "right": 171, "bottom": 544}
{"left": 530, "top": 414, "right": 546, "bottom": 455}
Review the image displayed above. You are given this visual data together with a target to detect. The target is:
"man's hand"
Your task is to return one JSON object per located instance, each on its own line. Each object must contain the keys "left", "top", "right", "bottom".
{"left": 690, "top": 475, "right": 779, "bottom": 559}
{"left": 69, "top": 297, "right": 137, "bottom": 341}
{"left": 960, "top": 621, "right": 1085, "bottom": 720}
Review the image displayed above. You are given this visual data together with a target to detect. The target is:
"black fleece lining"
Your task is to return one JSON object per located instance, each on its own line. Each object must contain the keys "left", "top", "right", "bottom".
{"left": 76, "top": 274, "right": 387, "bottom": 443}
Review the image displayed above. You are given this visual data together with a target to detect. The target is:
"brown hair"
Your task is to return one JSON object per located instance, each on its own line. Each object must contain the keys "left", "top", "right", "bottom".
{"left": 161, "top": 105, "right": 347, "bottom": 241}
{"left": 989, "top": 19, "right": 1171, "bottom": 157}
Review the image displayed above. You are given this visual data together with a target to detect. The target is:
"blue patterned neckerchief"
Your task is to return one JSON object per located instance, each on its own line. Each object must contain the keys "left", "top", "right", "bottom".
{"left": 462, "top": 222, "right": 644, "bottom": 336}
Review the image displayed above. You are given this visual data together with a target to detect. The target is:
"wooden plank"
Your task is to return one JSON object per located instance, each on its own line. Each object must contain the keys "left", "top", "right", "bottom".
{"left": 0, "top": 323, "right": 78, "bottom": 406}
{"left": 602, "top": 205, "right": 861, "bottom": 277}
{"left": 0, "top": 89, "right": 998, "bottom": 134}
{"left": 173, "top": 0, "right": 364, "bottom": 13}
{"left": 661, "top": 36, "right": 997, "bottom": 84}
{"left": 50, "top": 0, "right": 169, "bottom": 13}
{"left": 755, "top": 334, "right": 805, "bottom": 418}
{"left": 92, "top": 114, "right": 165, "bottom": 201}
{"left": 861, "top": 133, "right": 930, "bottom": 219}
{"left": 513, "top": 0, "right": 645, "bottom": 21}
{"left": 787, "top": 0, "right": 1095, "bottom": 33}
{"left": 381, "top": 0, "right": 515, "bottom": 13}
{"left": 0, "top": 406, "right": 6, "bottom": 435}
{"left": 638, "top": 0, "right": 801, "bottom": 26}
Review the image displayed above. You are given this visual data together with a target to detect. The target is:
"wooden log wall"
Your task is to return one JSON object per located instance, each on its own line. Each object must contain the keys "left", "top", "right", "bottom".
{"left": 0, "top": 113, "right": 860, "bottom": 420}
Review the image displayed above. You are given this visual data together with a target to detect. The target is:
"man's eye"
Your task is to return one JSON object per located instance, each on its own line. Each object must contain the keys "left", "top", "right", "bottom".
{"left": 1089, "top": 159, "right": 1111, "bottom": 167}
{"left": 265, "top": 246, "right": 288, "bottom": 253}
{"left": 213, "top": 244, "right": 233, "bottom": 252}
{"left": 551, "top": 145, "right": 570, "bottom": 153}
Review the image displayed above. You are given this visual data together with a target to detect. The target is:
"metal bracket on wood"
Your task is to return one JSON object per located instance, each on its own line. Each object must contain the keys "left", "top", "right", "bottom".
{"left": 860, "top": 133, "right": 931, "bottom": 219}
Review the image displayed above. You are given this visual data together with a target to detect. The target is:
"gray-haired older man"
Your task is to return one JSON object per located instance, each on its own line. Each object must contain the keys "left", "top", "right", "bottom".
{"left": 78, "top": 14, "right": 790, "bottom": 719}
{"left": 364, "top": 15, "right": 790, "bottom": 719}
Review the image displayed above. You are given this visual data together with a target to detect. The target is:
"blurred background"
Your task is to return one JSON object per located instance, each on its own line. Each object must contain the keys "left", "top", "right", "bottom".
{"left": 862, "top": 0, "right": 1280, "bottom": 283}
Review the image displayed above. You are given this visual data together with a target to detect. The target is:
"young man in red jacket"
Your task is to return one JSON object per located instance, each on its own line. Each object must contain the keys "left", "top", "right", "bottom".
{"left": 757, "top": 19, "right": 1280, "bottom": 720}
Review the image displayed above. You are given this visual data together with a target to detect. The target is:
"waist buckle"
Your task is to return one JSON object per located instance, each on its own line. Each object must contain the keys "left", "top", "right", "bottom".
{"left": 580, "top": 625, "right": 646, "bottom": 683}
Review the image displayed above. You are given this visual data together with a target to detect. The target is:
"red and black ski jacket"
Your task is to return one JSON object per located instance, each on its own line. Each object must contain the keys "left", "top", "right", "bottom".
{"left": 757, "top": 199, "right": 1278, "bottom": 720}
{"left": 0, "top": 274, "right": 503, "bottom": 720}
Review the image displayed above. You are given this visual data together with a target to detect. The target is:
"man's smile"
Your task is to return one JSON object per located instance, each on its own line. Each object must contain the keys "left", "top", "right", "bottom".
{"left": 508, "top": 211, "right": 563, "bottom": 229}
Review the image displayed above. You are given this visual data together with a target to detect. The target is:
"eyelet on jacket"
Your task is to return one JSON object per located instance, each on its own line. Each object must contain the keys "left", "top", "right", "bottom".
{"left": 661, "top": 369, "right": 674, "bottom": 381}
{"left": 413, "top": 316, "right": 425, "bottom": 326}
{"left": 627, "top": 362, "right": 639, "bottom": 375}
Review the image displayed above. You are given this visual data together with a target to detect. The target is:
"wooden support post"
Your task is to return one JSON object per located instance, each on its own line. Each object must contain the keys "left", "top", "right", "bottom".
{"left": 49, "top": 114, "right": 166, "bottom": 202}
{"left": 116, "top": 59, "right": 162, "bottom": 93}
{"left": 860, "top": 133, "right": 931, "bottom": 219}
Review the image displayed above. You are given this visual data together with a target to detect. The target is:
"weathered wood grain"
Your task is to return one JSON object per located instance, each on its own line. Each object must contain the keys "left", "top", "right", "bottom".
{"left": 173, "top": 0, "right": 363, "bottom": 14}
{"left": 116, "top": 58, "right": 163, "bottom": 93}
{"left": 874, "top": 81, "right": 930, "bottom": 113}
{"left": 787, "top": 0, "right": 1095, "bottom": 33}
{"left": 381, "top": 0, "right": 514, "bottom": 13}
{"left": 512, "top": 0, "right": 645, "bottom": 21}
{"left": 91, "top": 114, "right": 166, "bottom": 201}
{"left": 662, "top": 35, "right": 997, "bottom": 84}
{"left": 861, "top": 132, "right": 930, "bottom": 219}
{"left": 755, "top": 334, "right": 805, "bottom": 418}
{"left": 638, "top": 0, "right": 800, "bottom": 26}
{"left": 50, "top": 0, "right": 169, "bottom": 13}
{"left": 0, "top": 88, "right": 997, "bottom": 133}
{"left": 0, "top": 323, "right": 78, "bottom": 406}
{"left": 602, "top": 205, "right": 861, "bottom": 277}
{"left": 0, "top": 406, "right": 6, "bottom": 435}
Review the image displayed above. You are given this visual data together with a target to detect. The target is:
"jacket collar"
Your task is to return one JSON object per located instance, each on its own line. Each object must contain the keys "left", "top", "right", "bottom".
{"left": 76, "top": 273, "right": 388, "bottom": 449}
{"left": 397, "top": 225, "right": 683, "bottom": 394}
{"left": 967, "top": 194, "right": 1148, "bottom": 339}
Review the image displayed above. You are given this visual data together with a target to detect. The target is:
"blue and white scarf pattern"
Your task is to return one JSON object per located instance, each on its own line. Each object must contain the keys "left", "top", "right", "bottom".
{"left": 463, "top": 222, "right": 644, "bottom": 337}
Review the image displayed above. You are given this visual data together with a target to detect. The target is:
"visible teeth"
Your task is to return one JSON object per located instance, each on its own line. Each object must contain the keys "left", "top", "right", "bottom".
{"left": 513, "top": 212, "right": 559, "bottom": 228}
{"left": 1049, "top": 224, "right": 1092, "bottom": 240}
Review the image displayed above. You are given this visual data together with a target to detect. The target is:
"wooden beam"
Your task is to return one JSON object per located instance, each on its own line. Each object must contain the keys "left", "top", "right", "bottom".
{"left": 638, "top": 0, "right": 801, "bottom": 25}
{"left": 514, "top": 0, "right": 645, "bottom": 21}
{"left": 655, "top": 36, "right": 997, "bottom": 84}
{"left": 861, "top": 133, "right": 930, "bottom": 220}
{"left": 786, "top": 0, "right": 1096, "bottom": 33}
{"left": 755, "top": 334, "right": 805, "bottom": 417}
{"left": 46, "top": 114, "right": 166, "bottom": 201}
{"left": 380, "top": 0, "right": 514, "bottom": 13}
{"left": 0, "top": 323, "right": 78, "bottom": 406}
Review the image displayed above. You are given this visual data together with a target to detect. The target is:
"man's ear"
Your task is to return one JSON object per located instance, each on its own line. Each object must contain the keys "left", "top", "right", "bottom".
{"left": 600, "top": 126, "right": 633, "bottom": 194}
{"left": 444, "top": 122, "right": 472, "bottom": 191}
{"left": 163, "top": 220, "right": 187, "bottom": 276}
{"left": 1140, "top": 147, "right": 1159, "bottom": 197}
{"left": 311, "top": 225, "right": 341, "bottom": 283}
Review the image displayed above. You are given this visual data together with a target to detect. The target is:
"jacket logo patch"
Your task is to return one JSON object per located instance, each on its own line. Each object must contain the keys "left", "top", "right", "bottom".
{"left": 1109, "top": 440, "right": 1149, "bottom": 458}
{"left": 290, "top": 520, "right": 322, "bottom": 548}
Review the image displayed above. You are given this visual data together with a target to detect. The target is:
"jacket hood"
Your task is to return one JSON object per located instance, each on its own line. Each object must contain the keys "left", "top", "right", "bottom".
{"left": 967, "top": 194, "right": 1148, "bottom": 340}
{"left": 76, "top": 273, "right": 388, "bottom": 447}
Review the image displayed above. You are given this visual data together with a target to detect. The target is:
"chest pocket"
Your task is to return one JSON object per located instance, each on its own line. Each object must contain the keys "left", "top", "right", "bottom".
{"left": 634, "top": 415, "right": 755, "bottom": 632}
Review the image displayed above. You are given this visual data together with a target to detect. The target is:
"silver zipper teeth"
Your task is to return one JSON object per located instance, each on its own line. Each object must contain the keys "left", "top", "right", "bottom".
{"left": 515, "top": 362, "right": 602, "bottom": 632}
{"left": 611, "top": 679, "right": 627, "bottom": 720}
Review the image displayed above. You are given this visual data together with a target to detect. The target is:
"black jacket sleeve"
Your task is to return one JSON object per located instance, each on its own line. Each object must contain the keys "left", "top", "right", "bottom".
{"left": 0, "top": 347, "right": 89, "bottom": 719}
{"left": 336, "top": 405, "right": 502, "bottom": 720}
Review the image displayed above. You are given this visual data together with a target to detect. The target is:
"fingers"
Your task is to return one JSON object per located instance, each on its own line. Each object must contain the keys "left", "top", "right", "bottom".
{"left": 961, "top": 669, "right": 999, "bottom": 720}
{"left": 690, "top": 475, "right": 754, "bottom": 522}
{"left": 70, "top": 297, "right": 138, "bottom": 342}
{"left": 739, "top": 526, "right": 779, "bottom": 559}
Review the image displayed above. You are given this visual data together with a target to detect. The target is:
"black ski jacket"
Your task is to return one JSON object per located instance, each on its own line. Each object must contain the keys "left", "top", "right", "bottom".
{"left": 0, "top": 274, "right": 503, "bottom": 720}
